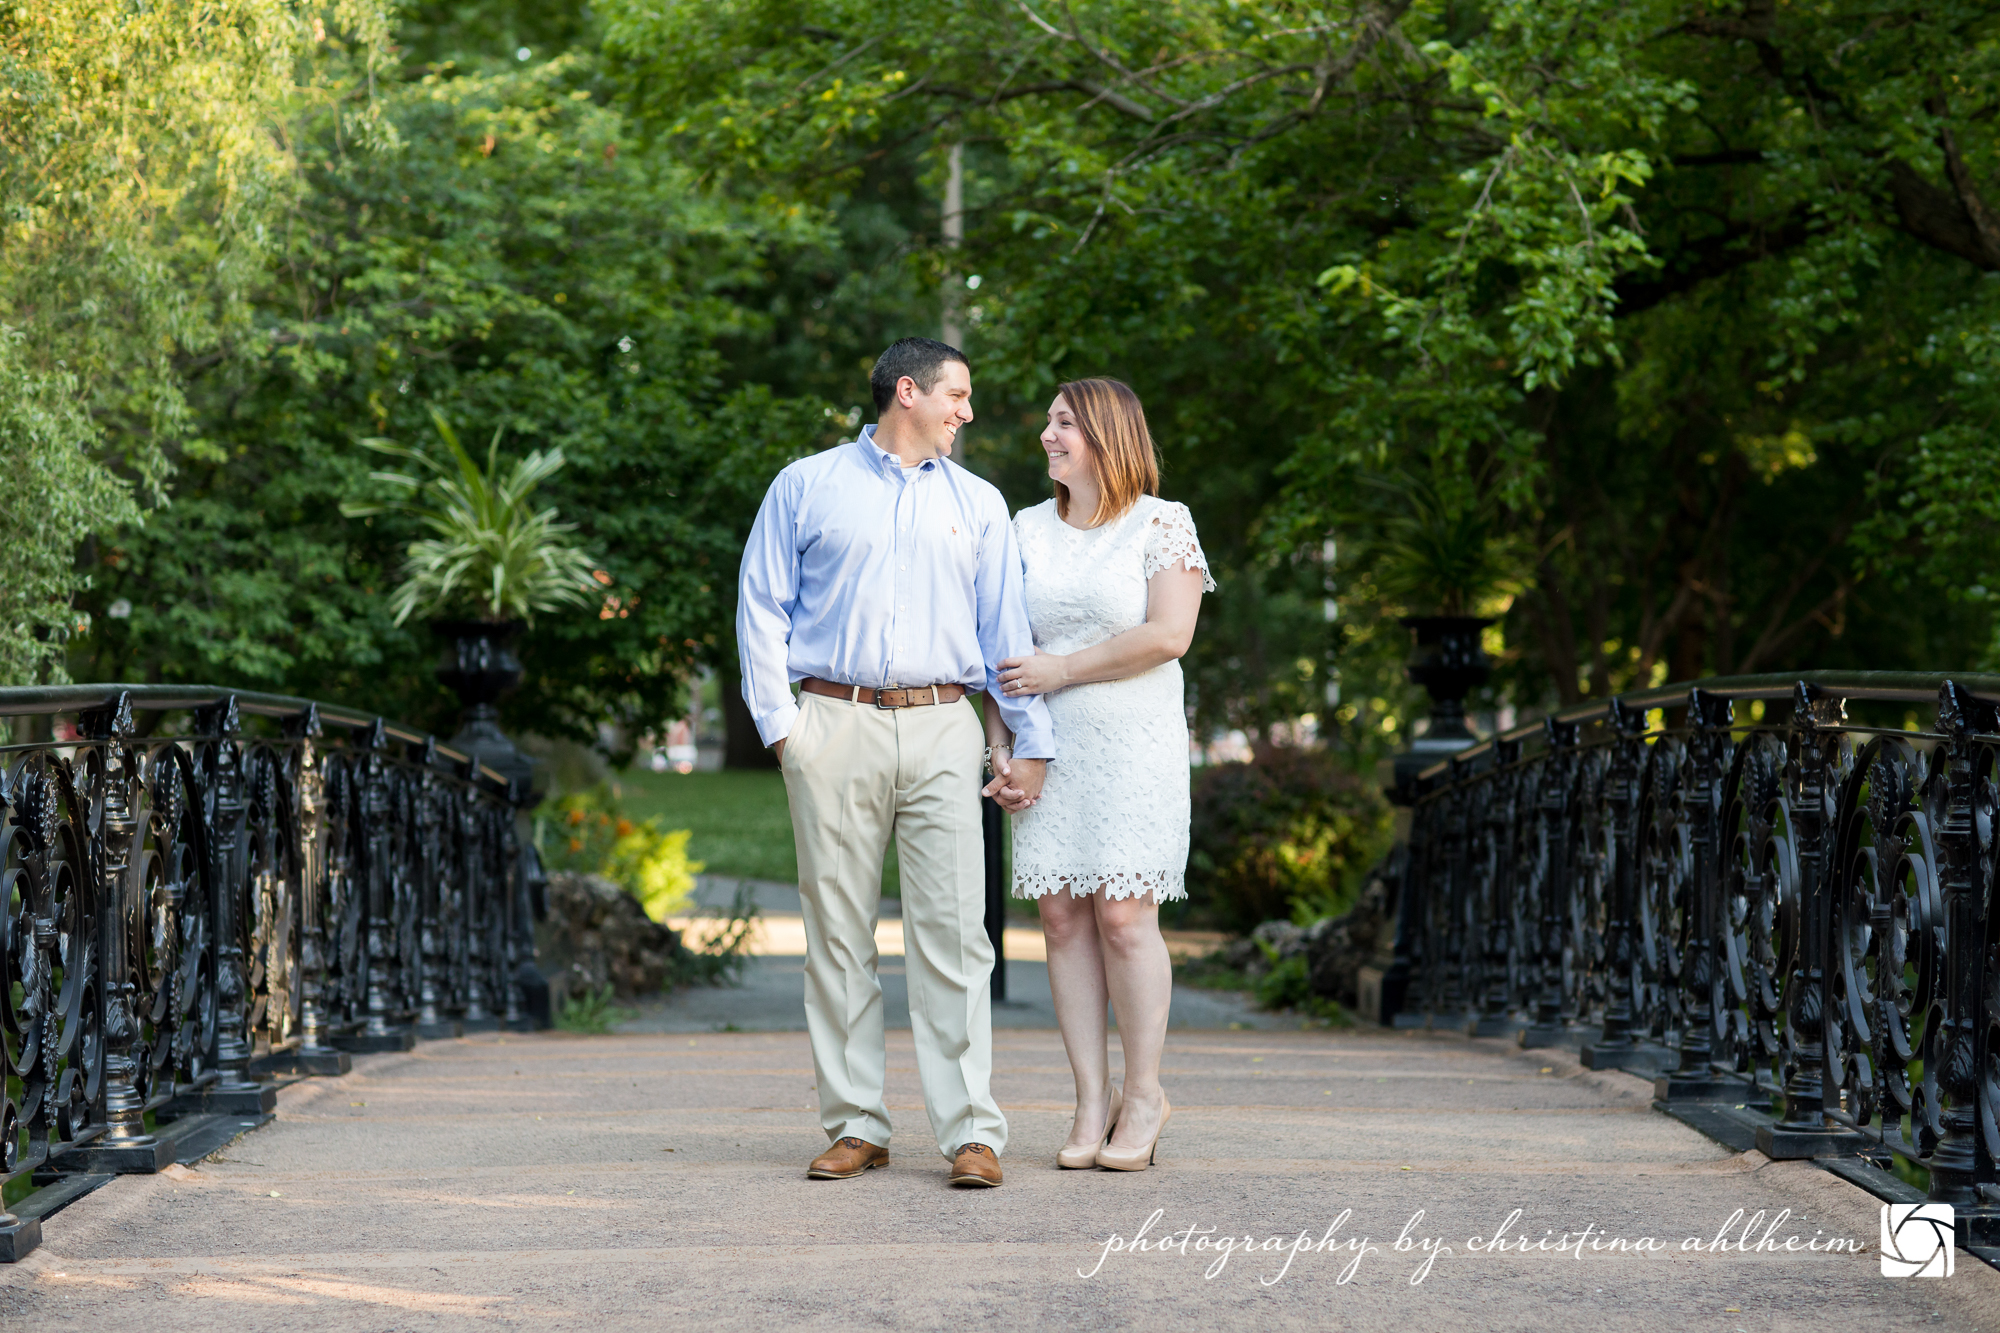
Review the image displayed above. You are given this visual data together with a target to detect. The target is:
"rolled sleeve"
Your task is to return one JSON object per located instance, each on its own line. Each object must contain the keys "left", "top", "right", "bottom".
{"left": 736, "top": 471, "right": 803, "bottom": 747}
{"left": 974, "top": 498, "right": 1056, "bottom": 760}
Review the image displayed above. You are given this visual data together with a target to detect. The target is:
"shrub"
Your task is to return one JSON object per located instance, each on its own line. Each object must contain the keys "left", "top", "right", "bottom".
{"left": 1188, "top": 747, "right": 1392, "bottom": 934}
{"left": 555, "top": 983, "right": 628, "bottom": 1034}
{"left": 536, "top": 782, "right": 702, "bottom": 921}
{"left": 1251, "top": 944, "right": 1352, "bottom": 1026}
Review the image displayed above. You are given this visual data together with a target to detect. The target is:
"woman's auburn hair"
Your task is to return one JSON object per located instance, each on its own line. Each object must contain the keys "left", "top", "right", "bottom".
{"left": 1054, "top": 377, "right": 1160, "bottom": 525}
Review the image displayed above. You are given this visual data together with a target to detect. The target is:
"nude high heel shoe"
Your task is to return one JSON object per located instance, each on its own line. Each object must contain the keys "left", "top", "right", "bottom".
{"left": 1095, "top": 1093, "right": 1169, "bottom": 1171}
{"left": 1057, "top": 1083, "right": 1123, "bottom": 1169}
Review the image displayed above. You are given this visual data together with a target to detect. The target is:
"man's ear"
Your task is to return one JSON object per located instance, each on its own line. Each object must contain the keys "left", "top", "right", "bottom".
{"left": 896, "top": 375, "right": 920, "bottom": 409}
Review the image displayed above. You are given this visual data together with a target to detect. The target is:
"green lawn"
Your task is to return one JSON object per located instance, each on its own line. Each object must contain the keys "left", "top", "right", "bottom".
{"left": 615, "top": 767, "right": 1034, "bottom": 904}
{"left": 614, "top": 769, "right": 802, "bottom": 885}
{"left": 616, "top": 768, "right": 912, "bottom": 897}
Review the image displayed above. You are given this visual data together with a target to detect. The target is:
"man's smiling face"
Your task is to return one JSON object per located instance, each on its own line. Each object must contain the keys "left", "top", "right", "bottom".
{"left": 902, "top": 358, "right": 974, "bottom": 458}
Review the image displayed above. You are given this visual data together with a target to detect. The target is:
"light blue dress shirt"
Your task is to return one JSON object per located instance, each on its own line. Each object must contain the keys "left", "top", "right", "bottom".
{"left": 736, "top": 426, "right": 1056, "bottom": 759}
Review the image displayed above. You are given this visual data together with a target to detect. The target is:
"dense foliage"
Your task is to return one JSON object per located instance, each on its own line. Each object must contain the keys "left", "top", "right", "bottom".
{"left": 603, "top": 0, "right": 2000, "bottom": 756}
{"left": 70, "top": 40, "right": 835, "bottom": 741}
{"left": 17, "top": 0, "right": 2000, "bottom": 763}
{"left": 0, "top": 0, "right": 394, "bottom": 681}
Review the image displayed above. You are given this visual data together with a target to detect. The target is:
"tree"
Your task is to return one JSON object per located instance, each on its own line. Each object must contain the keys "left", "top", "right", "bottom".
{"left": 602, "top": 0, "right": 2000, "bottom": 750}
{"left": 73, "top": 48, "right": 838, "bottom": 747}
{"left": 0, "top": 0, "right": 394, "bottom": 682}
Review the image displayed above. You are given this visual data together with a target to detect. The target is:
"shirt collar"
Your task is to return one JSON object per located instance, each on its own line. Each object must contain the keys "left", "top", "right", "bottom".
{"left": 857, "top": 424, "right": 941, "bottom": 476}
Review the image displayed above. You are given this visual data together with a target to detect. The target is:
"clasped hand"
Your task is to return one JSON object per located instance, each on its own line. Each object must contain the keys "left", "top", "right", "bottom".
{"left": 981, "top": 756, "right": 1045, "bottom": 813}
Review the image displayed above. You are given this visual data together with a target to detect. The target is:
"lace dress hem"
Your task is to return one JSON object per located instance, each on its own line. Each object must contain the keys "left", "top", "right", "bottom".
{"left": 1012, "top": 869, "right": 1187, "bottom": 904}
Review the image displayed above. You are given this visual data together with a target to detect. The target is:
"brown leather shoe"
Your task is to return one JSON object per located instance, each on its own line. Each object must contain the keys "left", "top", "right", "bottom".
{"left": 949, "top": 1142, "right": 1002, "bottom": 1187}
{"left": 807, "top": 1136, "right": 888, "bottom": 1179}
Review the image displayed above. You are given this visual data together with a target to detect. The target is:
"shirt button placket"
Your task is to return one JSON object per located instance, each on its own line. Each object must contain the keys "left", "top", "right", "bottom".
{"left": 891, "top": 469, "right": 909, "bottom": 682}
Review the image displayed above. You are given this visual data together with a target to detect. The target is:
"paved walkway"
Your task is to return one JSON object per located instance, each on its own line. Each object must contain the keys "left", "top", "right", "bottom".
{"left": 615, "top": 955, "right": 1291, "bottom": 1033}
{"left": 4, "top": 1024, "right": 1994, "bottom": 1330}
{"left": 641, "top": 899, "right": 1272, "bottom": 1033}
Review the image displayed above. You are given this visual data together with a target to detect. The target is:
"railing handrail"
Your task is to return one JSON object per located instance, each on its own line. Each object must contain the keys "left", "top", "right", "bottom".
{"left": 0, "top": 683, "right": 516, "bottom": 792}
{"left": 1413, "top": 669, "right": 2000, "bottom": 786}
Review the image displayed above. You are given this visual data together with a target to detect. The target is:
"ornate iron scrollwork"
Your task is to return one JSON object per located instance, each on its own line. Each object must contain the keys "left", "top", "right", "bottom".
{"left": 0, "top": 684, "right": 537, "bottom": 1260}
{"left": 1398, "top": 671, "right": 2000, "bottom": 1216}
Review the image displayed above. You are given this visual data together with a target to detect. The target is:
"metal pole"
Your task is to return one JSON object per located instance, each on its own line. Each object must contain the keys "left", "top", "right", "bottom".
{"left": 982, "top": 790, "right": 1006, "bottom": 1002}
{"left": 1654, "top": 687, "right": 1740, "bottom": 1099}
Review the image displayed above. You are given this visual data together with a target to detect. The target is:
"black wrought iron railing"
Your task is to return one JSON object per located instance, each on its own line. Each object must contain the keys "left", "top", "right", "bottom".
{"left": 0, "top": 686, "right": 542, "bottom": 1261}
{"left": 1389, "top": 672, "right": 2000, "bottom": 1248}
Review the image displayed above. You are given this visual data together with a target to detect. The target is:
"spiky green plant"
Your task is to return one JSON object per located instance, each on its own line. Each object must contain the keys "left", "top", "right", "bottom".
{"left": 1360, "top": 466, "right": 1529, "bottom": 618}
{"left": 342, "top": 409, "right": 601, "bottom": 625}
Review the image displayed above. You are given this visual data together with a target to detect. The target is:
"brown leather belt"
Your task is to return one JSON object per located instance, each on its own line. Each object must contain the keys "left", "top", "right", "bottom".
{"left": 800, "top": 677, "right": 968, "bottom": 709}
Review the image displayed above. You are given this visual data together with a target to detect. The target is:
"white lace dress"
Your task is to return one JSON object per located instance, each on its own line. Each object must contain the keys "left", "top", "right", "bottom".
{"left": 1009, "top": 495, "right": 1215, "bottom": 903}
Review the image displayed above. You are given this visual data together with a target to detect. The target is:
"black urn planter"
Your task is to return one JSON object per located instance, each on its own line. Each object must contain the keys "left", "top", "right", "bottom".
{"left": 1374, "top": 614, "right": 1496, "bottom": 1028}
{"left": 432, "top": 618, "right": 550, "bottom": 1030}
{"left": 1390, "top": 614, "right": 1494, "bottom": 805}
{"left": 432, "top": 618, "right": 535, "bottom": 802}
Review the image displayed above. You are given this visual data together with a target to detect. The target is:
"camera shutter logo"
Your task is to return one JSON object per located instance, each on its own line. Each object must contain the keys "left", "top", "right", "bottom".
{"left": 1880, "top": 1204, "right": 1954, "bottom": 1277}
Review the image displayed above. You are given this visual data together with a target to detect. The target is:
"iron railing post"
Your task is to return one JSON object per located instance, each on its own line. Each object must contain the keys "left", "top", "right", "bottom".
{"left": 1467, "top": 743, "right": 1521, "bottom": 1036}
{"left": 412, "top": 738, "right": 461, "bottom": 1039}
{"left": 283, "top": 706, "right": 349, "bottom": 1075}
{"left": 352, "top": 720, "right": 413, "bottom": 1050}
{"left": 1924, "top": 681, "right": 1995, "bottom": 1204}
{"left": 82, "top": 694, "right": 153, "bottom": 1145}
{"left": 1655, "top": 688, "right": 1742, "bottom": 1099}
{"left": 196, "top": 697, "right": 268, "bottom": 1111}
{"left": 1757, "top": 682, "right": 1867, "bottom": 1158}
{"left": 1520, "top": 716, "right": 1579, "bottom": 1048}
{"left": 1583, "top": 699, "right": 1672, "bottom": 1072}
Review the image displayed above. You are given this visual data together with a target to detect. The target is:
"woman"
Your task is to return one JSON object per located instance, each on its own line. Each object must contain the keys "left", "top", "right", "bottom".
{"left": 981, "top": 377, "right": 1211, "bottom": 1171}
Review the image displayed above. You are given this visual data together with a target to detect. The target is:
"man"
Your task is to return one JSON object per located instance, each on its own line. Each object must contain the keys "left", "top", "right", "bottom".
{"left": 737, "top": 337, "right": 1054, "bottom": 1188}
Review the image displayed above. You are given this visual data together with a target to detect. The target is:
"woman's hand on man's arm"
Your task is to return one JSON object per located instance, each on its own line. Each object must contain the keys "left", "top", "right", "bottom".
{"left": 998, "top": 566, "right": 1204, "bottom": 694}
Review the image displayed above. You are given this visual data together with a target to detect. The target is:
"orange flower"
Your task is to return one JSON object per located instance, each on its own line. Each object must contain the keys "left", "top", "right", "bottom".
{"left": 615, "top": 819, "right": 634, "bottom": 837}
{"left": 566, "top": 808, "right": 585, "bottom": 826}
{"left": 567, "top": 838, "right": 583, "bottom": 853}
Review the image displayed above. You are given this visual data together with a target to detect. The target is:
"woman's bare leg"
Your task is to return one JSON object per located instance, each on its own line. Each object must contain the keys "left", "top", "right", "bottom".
{"left": 1039, "top": 890, "right": 1113, "bottom": 1147}
{"left": 1097, "top": 894, "right": 1172, "bottom": 1149}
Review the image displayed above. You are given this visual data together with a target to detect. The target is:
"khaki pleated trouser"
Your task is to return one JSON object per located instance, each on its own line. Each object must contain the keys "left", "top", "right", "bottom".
{"left": 780, "top": 689, "right": 1006, "bottom": 1160}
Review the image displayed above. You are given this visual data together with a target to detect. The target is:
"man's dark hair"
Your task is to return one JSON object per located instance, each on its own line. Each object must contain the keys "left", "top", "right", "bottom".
{"left": 870, "top": 337, "right": 969, "bottom": 413}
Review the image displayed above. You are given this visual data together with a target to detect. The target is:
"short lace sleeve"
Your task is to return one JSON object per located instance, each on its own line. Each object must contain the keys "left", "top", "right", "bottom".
{"left": 1142, "top": 500, "right": 1216, "bottom": 591}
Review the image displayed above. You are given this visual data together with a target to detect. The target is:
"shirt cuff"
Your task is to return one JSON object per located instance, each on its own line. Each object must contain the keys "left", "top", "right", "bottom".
{"left": 754, "top": 700, "right": 798, "bottom": 748}
{"left": 1008, "top": 721, "right": 1056, "bottom": 762}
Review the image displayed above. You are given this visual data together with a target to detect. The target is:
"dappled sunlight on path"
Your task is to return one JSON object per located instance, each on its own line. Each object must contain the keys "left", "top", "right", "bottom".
{"left": 4, "top": 1028, "right": 1993, "bottom": 1331}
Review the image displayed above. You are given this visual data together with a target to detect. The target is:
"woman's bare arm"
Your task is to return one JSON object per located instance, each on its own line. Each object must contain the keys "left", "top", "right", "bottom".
{"left": 998, "top": 565, "right": 1204, "bottom": 697}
